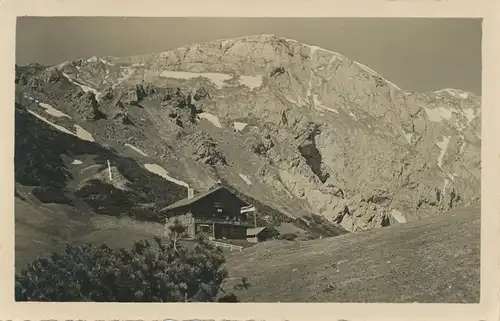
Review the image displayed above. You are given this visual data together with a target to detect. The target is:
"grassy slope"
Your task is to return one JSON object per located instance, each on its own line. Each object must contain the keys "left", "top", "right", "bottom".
{"left": 15, "top": 196, "right": 172, "bottom": 273}
{"left": 223, "top": 204, "right": 480, "bottom": 303}
{"left": 15, "top": 197, "right": 92, "bottom": 271}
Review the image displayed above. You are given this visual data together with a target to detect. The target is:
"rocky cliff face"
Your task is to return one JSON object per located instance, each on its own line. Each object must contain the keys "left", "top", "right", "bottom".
{"left": 15, "top": 34, "right": 481, "bottom": 232}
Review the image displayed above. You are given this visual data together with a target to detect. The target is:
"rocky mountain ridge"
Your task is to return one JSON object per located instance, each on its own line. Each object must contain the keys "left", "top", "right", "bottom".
{"left": 15, "top": 34, "right": 481, "bottom": 233}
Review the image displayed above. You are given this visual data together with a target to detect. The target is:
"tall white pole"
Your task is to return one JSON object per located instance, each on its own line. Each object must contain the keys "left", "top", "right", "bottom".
{"left": 107, "top": 160, "right": 112, "bottom": 181}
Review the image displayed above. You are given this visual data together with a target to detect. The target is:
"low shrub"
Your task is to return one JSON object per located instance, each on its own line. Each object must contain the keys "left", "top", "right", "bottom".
{"left": 31, "top": 186, "right": 73, "bottom": 205}
{"left": 278, "top": 232, "right": 298, "bottom": 241}
{"left": 15, "top": 225, "right": 247, "bottom": 302}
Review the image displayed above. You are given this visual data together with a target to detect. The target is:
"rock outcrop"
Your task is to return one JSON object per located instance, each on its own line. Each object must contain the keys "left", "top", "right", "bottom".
{"left": 66, "top": 90, "right": 102, "bottom": 121}
{"left": 183, "top": 132, "right": 228, "bottom": 166}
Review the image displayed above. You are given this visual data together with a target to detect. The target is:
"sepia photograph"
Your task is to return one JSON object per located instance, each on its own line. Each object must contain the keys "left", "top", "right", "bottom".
{"left": 12, "top": 15, "right": 483, "bottom": 306}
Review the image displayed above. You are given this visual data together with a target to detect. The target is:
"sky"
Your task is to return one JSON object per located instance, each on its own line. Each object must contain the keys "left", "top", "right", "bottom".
{"left": 16, "top": 17, "right": 482, "bottom": 95}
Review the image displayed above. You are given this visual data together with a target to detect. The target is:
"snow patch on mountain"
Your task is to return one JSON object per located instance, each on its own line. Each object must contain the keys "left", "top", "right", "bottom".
{"left": 160, "top": 70, "right": 262, "bottom": 90}
{"left": 27, "top": 110, "right": 74, "bottom": 136}
{"left": 404, "top": 133, "right": 414, "bottom": 144}
{"left": 391, "top": 209, "right": 407, "bottom": 223}
{"left": 347, "top": 111, "right": 359, "bottom": 120}
{"left": 112, "top": 67, "right": 135, "bottom": 90}
{"left": 308, "top": 45, "right": 321, "bottom": 56}
{"left": 462, "top": 108, "right": 476, "bottom": 125}
{"left": 62, "top": 72, "right": 103, "bottom": 101}
{"left": 284, "top": 95, "right": 299, "bottom": 105}
{"left": 38, "top": 102, "right": 71, "bottom": 118}
{"left": 144, "top": 164, "right": 189, "bottom": 188}
{"left": 56, "top": 61, "right": 70, "bottom": 70}
{"left": 198, "top": 112, "right": 222, "bottom": 128}
{"left": 27, "top": 110, "right": 94, "bottom": 142}
{"left": 234, "top": 122, "right": 248, "bottom": 132}
{"left": 74, "top": 125, "right": 95, "bottom": 142}
{"left": 72, "top": 159, "right": 83, "bottom": 165}
{"left": 99, "top": 58, "right": 114, "bottom": 66}
{"left": 239, "top": 75, "right": 263, "bottom": 90}
{"left": 160, "top": 71, "right": 231, "bottom": 89}
{"left": 239, "top": 173, "right": 252, "bottom": 185}
{"left": 424, "top": 106, "right": 453, "bottom": 122}
{"left": 436, "top": 136, "right": 451, "bottom": 168}
{"left": 299, "top": 42, "right": 343, "bottom": 61}
{"left": 313, "top": 94, "right": 339, "bottom": 114}
{"left": 459, "top": 140, "right": 467, "bottom": 154}
{"left": 433, "top": 88, "right": 470, "bottom": 99}
{"left": 125, "top": 144, "right": 149, "bottom": 157}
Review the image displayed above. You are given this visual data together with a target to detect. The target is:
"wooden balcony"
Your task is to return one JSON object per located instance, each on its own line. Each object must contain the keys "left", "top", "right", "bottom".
{"left": 194, "top": 217, "right": 250, "bottom": 226}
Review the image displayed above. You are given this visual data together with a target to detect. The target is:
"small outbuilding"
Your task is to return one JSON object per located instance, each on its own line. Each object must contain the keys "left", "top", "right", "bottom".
{"left": 246, "top": 226, "right": 278, "bottom": 243}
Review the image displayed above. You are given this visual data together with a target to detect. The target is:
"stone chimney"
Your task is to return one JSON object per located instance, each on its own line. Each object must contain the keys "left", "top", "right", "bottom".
{"left": 188, "top": 186, "right": 194, "bottom": 199}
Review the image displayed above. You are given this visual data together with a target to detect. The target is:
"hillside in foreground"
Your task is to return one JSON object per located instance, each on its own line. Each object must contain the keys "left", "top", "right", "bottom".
{"left": 223, "top": 204, "right": 480, "bottom": 303}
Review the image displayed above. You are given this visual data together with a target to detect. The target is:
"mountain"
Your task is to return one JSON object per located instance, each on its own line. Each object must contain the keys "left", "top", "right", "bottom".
{"left": 14, "top": 34, "right": 481, "bottom": 250}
